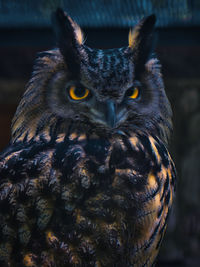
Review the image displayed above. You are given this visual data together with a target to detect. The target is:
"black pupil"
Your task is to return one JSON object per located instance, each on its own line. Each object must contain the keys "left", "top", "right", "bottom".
{"left": 126, "top": 88, "right": 135, "bottom": 97}
{"left": 74, "top": 87, "right": 86, "bottom": 97}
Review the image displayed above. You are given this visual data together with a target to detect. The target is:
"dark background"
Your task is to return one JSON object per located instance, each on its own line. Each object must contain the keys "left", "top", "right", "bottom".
{"left": 0, "top": 1, "right": 200, "bottom": 266}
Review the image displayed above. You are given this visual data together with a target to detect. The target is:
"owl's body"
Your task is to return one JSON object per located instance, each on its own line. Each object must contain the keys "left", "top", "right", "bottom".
{"left": 0, "top": 9, "right": 176, "bottom": 267}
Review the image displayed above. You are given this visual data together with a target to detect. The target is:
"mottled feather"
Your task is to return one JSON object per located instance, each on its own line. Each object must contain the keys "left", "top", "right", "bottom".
{"left": 0, "top": 9, "right": 176, "bottom": 267}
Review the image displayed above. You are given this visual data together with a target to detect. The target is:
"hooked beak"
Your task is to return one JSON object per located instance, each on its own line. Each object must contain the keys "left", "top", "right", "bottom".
{"left": 106, "top": 100, "right": 116, "bottom": 128}
{"left": 90, "top": 99, "right": 127, "bottom": 128}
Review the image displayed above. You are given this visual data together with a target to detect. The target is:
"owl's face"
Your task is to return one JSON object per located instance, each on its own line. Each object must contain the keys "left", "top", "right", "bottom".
{"left": 12, "top": 9, "right": 172, "bottom": 144}
{"left": 49, "top": 46, "right": 138, "bottom": 129}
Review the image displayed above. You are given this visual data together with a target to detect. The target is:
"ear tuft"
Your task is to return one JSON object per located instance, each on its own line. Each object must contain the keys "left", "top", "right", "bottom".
{"left": 128, "top": 14, "right": 156, "bottom": 75}
{"left": 52, "top": 8, "right": 83, "bottom": 48}
{"left": 129, "top": 15, "right": 156, "bottom": 49}
{"left": 51, "top": 8, "right": 83, "bottom": 78}
{"left": 68, "top": 17, "right": 84, "bottom": 45}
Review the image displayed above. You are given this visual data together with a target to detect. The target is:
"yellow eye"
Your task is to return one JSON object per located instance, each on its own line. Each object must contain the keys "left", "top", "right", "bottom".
{"left": 69, "top": 86, "right": 90, "bottom": 100}
{"left": 126, "top": 87, "right": 140, "bottom": 99}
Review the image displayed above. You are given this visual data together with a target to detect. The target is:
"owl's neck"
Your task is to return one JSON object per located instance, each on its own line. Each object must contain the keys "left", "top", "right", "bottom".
{"left": 11, "top": 112, "right": 171, "bottom": 149}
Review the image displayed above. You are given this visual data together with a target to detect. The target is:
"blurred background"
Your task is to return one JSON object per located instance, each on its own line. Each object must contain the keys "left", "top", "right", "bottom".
{"left": 0, "top": 0, "right": 200, "bottom": 266}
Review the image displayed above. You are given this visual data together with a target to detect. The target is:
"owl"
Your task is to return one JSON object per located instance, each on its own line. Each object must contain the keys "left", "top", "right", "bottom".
{"left": 0, "top": 8, "right": 176, "bottom": 267}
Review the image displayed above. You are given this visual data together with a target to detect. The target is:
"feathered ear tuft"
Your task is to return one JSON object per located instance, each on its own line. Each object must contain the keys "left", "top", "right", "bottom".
{"left": 128, "top": 14, "right": 156, "bottom": 76}
{"left": 68, "top": 17, "right": 84, "bottom": 45}
{"left": 51, "top": 8, "right": 83, "bottom": 78}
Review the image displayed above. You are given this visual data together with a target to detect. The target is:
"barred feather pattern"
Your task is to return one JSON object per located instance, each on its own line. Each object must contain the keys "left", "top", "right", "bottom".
{"left": 0, "top": 129, "right": 175, "bottom": 267}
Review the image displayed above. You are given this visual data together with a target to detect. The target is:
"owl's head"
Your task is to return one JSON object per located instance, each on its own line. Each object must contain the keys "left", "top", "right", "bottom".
{"left": 12, "top": 9, "right": 172, "bottom": 145}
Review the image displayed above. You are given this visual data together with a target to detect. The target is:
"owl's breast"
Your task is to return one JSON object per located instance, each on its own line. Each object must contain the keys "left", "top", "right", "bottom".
{"left": 51, "top": 131, "right": 175, "bottom": 266}
{"left": 0, "top": 131, "right": 175, "bottom": 266}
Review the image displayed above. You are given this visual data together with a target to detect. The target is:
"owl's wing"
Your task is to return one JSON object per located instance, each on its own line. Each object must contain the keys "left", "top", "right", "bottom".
{"left": 0, "top": 140, "right": 61, "bottom": 266}
{"left": 0, "top": 135, "right": 99, "bottom": 267}
{"left": 110, "top": 133, "right": 176, "bottom": 266}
